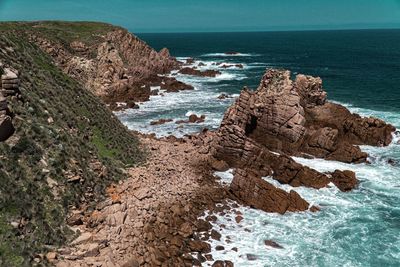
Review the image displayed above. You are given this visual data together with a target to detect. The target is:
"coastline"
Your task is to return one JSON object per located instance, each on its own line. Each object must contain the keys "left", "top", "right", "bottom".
{"left": 55, "top": 132, "right": 240, "bottom": 266}
{"left": 1, "top": 21, "right": 399, "bottom": 266}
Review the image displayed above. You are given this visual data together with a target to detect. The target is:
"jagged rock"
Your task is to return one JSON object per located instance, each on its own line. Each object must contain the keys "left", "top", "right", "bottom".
{"left": 230, "top": 169, "right": 309, "bottom": 214}
{"left": 176, "top": 114, "right": 205, "bottom": 124}
{"left": 188, "top": 240, "right": 211, "bottom": 253}
{"left": 212, "top": 68, "right": 395, "bottom": 198}
{"left": 330, "top": 170, "right": 358, "bottom": 192}
{"left": 179, "top": 67, "right": 221, "bottom": 77}
{"left": 217, "top": 93, "right": 230, "bottom": 100}
{"left": 160, "top": 77, "right": 194, "bottom": 92}
{"left": 31, "top": 28, "right": 181, "bottom": 106}
{"left": 150, "top": 118, "right": 173, "bottom": 126}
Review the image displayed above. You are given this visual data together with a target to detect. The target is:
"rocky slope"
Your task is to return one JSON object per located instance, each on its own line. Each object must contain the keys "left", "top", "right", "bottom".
{"left": 0, "top": 25, "right": 144, "bottom": 266}
{"left": 211, "top": 68, "right": 395, "bottom": 213}
{"left": 4, "top": 21, "right": 191, "bottom": 110}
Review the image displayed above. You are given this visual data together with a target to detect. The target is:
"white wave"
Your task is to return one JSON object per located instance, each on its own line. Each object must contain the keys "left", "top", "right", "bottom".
{"left": 214, "top": 169, "right": 234, "bottom": 185}
{"left": 201, "top": 52, "right": 259, "bottom": 57}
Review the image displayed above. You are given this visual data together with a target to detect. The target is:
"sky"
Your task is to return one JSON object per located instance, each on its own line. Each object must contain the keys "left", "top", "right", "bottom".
{"left": 0, "top": 0, "right": 400, "bottom": 33}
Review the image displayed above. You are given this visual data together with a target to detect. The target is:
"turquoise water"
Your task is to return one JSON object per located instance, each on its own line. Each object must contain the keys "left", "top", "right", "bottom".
{"left": 116, "top": 30, "right": 400, "bottom": 266}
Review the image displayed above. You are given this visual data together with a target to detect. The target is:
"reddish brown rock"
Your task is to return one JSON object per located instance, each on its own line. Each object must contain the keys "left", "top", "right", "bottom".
{"left": 330, "top": 170, "right": 358, "bottom": 192}
{"left": 160, "top": 77, "right": 194, "bottom": 92}
{"left": 176, "top": 114, "right": 206, "bottom": 124}
{"left": 211, "top": 159, "right": 230, "bottom": 172}
{"left": 211, "top": 68, "right": 395, "bottom": 197}
{"left": 230, "top": 169, "right": 309, "bottom": 214}
{"left": 31, "top": 27, "right": 181, "bottom": 107}
{"left": 212, "top": 260, "right": 234, "bottom": 267}
{"left": 188, "top": 240, "right": 211, "bottom": 253}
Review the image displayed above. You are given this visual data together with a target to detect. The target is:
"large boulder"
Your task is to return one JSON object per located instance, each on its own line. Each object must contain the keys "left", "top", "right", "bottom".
{"left": 0, "top": 115, "right": 14, "bottom": 141}
{"left": 231, "top": 169, "right": 310, "bottom": 214}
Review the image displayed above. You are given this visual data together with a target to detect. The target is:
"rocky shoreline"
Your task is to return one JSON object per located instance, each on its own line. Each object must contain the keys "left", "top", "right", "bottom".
{"left": 1, "top": 22, "right": 397, "bottom": 266}
{"left": 54, "top": 69, "right": 396, "bottom": 266}
{"left": 54, "top": 132, "right": 239, "bottom": 267}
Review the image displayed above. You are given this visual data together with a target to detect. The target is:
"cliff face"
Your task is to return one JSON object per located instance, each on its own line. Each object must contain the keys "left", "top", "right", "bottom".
{"left": 0, "top": 25, "right": 144, "bottom": 266}
{"left": 211, "top": 68, "right": 395, "bottom": 213}
{"left": 24, "top": 22, "right": 180, "bottom": 108}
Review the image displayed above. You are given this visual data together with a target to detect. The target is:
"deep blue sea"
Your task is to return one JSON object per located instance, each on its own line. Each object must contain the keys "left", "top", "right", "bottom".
{"left": 116, "top": 30, "right": 400, "bottom": 267}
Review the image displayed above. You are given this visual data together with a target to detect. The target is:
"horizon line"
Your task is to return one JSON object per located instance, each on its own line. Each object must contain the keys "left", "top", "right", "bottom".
{"left": 135, "top": 27, "right": 400, "bottom": 34}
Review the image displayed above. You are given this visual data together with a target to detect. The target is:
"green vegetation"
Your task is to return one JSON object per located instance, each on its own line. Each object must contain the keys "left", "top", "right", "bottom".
{"left": 0, "top": 23, "right": 144, "bottom": 266}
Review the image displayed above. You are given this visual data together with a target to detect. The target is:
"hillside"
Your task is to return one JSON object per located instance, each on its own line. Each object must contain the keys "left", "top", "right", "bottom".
{"left": 0, "top": 21, "right": 182, "bottom": 111}
{"left": 0, "top": 24, "right": 145, "bottom": 266}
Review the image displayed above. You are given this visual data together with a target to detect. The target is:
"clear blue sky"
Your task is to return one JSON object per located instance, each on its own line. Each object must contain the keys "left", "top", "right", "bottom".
{"left": 1, "top": 0, "right": 400, "bottom": 32}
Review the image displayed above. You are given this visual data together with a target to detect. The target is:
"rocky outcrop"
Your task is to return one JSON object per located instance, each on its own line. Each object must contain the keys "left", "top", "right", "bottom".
{"left": 211, "top": 68, "right": 395, "bottom": 212}
{"left": 160, "top": 77, "right": 194, "bottom": 92}
{"left": 0, "top": 65, "right": 20, "bottom": 141}
{"left": 231, "top": 169, "right": 310, "bottom": 214}
{"left": 179, "top": 67, "right": 221, "bottom": 77}
{"left": 29, "top": 26, "right": 182, "bottom": 108}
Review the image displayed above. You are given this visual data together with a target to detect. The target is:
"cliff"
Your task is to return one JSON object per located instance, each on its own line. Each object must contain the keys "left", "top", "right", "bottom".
{"left": 211, "top": 68, "right": 395, "bottom": 213}
{"left": 2, "top": 21, "right": 182, "bottom": 110}
{"left": 0, "top": 24, "right": 144, "bottom": 266}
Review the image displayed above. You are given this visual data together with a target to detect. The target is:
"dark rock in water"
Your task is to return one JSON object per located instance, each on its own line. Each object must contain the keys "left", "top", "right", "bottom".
{"left": 126, "top": 101, "right": 139, "bottom": 109}
{"left": 160, "top": 77, "right": 194, "bottom": 92}
{"left": 150, "top": 118, "right": 173, "bottom": 126}
{"left": 330, "top": 170, "right": 358, "bottom": 192}
{"left": 176, "top": 114, "right": 205, "bottom": 124}
{"left": 150, "top": 89, "right": 159, "bottom": 95}
{"left": 246, "top": 254, "right": 258, "bottom": 261}
{"left": 230, "top": 169, "right": 310, "bottom": 214}
{"left": 179, "top": 67, "right": 221, "bottom": 77}
{"left": 212, "top": 260, "right": 234, "bottom": 267}
{"left": 186, "top": 57, "right": 195, "bottom": 64}
{"left": 215, "top": 245, "right": 225, "bottom": 251}
{"left": 210, "top": 229, "right": 221, "bottom": 241}
{"left": 264, "top": 240, "right": 283, "bottom": 249}
{"left": 387, "top": 158, "right": 398, "bottom": 166}
{"left": 218, "top": 93, "right": 230, "bottom": 100}
{"left": 310, "top": 205, "right": 321, "bottom": 212}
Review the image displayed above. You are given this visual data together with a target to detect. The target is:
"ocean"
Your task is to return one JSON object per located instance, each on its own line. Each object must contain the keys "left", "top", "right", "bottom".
{"left": 116, "top": 30, "right": 400, "bottom": 266}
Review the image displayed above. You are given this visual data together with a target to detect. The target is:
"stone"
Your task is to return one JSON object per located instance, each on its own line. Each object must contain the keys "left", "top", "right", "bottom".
{"left": 330, "top": 170, "right": 358, "bottom": 192}
{"left": 264, "top": 240, "right": 283, "bottom": 249}
{"left": 179, "top": 67, "right": 221, "bottom": 77}
{"left": 211, "top": 159, "right": 229, "bottom": 172}
{"left": 230, "top": 169, "right": 309, "bottom": 214}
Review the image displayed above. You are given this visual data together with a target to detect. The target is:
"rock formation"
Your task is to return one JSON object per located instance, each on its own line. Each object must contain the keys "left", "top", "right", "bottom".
{"left": 0, "top": 64, "right": 20, "bottom": 141}
{"left": 29, "top": 26, "right": 183, "bottom": 109}
{"left": 211, "top": 68, "right": 395, "bottom": 213}
{"left": 179, "top": 67, "right": 221, "bottom": 77}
